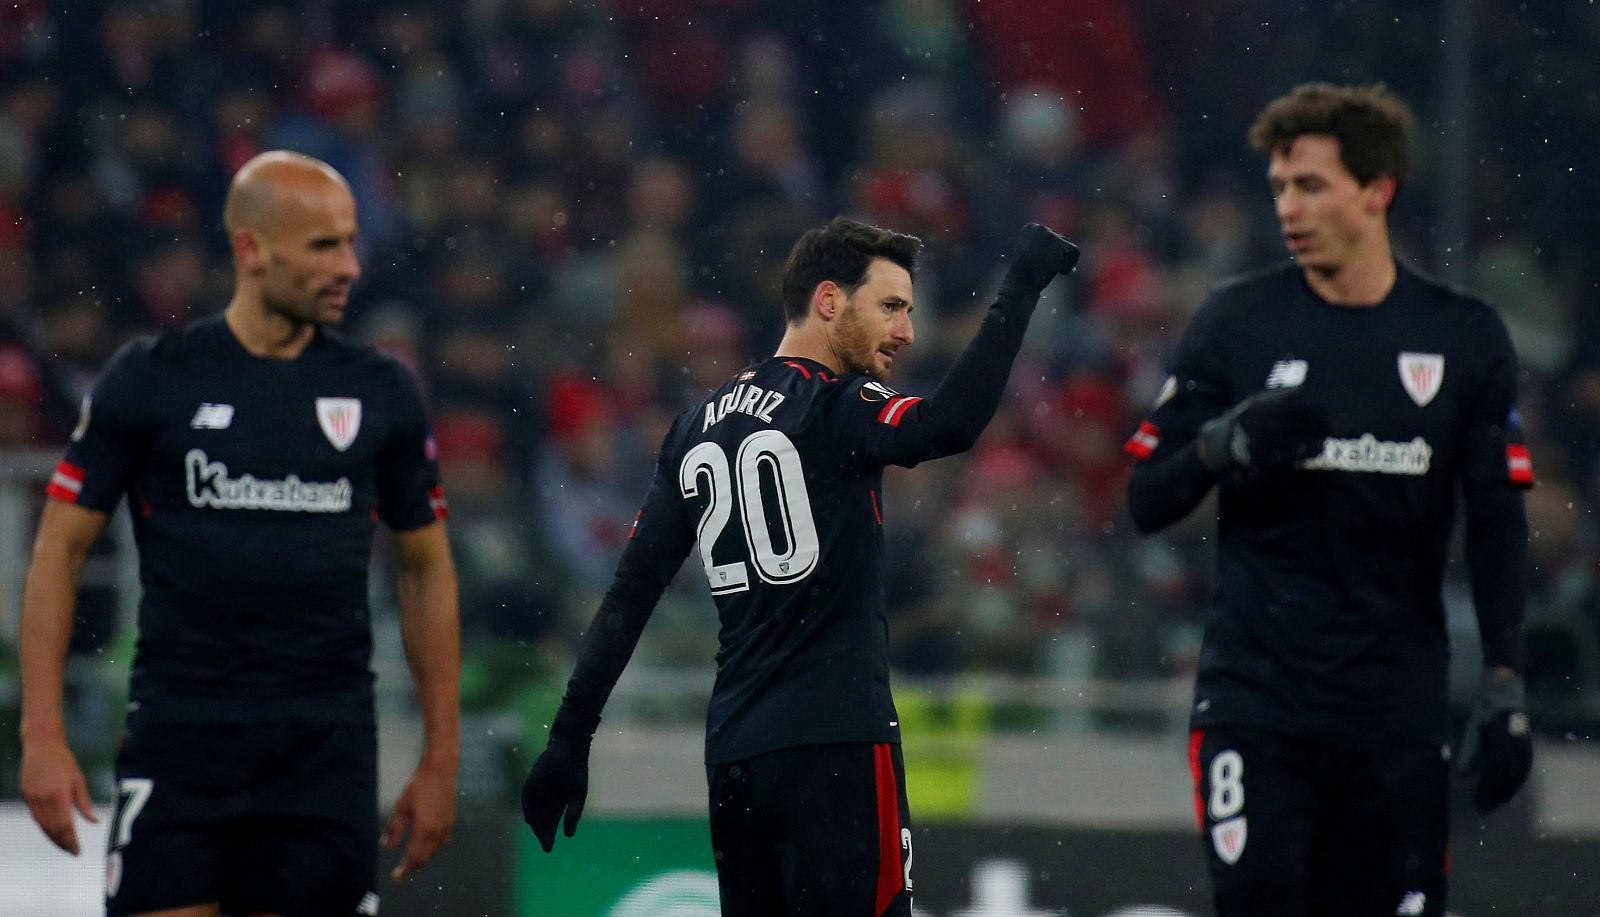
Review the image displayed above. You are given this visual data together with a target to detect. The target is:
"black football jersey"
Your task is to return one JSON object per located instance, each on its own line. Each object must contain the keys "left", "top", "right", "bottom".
{"left": 49, "top": 314, "right": 445, "bottom": 724}
{"left": 638, "top": 357, "right": 957, "bottom": 763}
{"left": 554, "top": 283, "right": 1048, "bottom": 763}
{"left": 1127, "top": 263, "right": 1533, "bottom": 746}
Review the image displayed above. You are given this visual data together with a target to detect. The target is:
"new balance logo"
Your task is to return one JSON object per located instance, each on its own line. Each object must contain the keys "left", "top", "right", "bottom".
{"left": 357, "top": 891, "right": 380, "bottom": 915}
{"left": 1395, "top": 890, "right": 1425, "bottom": 915}
{"left": 1265, "top": 359, "right": 1308, "bottom": 389}
{"left": 190, "top": 403, "right": 234, "bottom": 429}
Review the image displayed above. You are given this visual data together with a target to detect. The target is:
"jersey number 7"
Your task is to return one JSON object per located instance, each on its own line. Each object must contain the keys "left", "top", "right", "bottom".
{"left": 679, "top": 430, "right": 821, "bottom": 594}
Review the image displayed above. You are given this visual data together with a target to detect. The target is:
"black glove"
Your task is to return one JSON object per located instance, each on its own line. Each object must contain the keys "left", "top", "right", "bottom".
{"left": 1000, "top": 223, "right": 1080, "bottom": 299}
{"left": 1457, "top": 667, "right": 1533, "bottom": 813}
{"left": 1197, "top": 387, "right": 1331, "bottom": 473}
{"left": 520, "top": 728, "right": 592, "bottom": 852}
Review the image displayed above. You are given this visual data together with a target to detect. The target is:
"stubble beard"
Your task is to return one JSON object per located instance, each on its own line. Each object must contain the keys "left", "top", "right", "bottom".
{"left": 263, "top": 252, "right": 344, "bottom": 328}
{"left": 835, "top": 301, "right": 888, "bottom": 381}
{"left": 263, "top": 286, "right": 340, "bottom": 329}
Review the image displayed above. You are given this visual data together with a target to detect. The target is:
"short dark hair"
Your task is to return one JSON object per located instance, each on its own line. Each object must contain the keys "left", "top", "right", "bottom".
{"left": 1249, "top": 83, "right": 1413, "bottom": 195}
{"left": 780, "top": 217, "right": 922, "bottom": 324}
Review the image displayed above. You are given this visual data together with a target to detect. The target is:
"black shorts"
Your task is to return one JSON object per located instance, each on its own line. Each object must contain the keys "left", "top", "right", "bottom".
{"left": 1189, "top": 726, "right": 1450, "bottom": 917}
{"left": 107, "top": 715, "right": 379, "bottom": 917}
{"left": 707, "top": 742, "right": 913, "bottom": 917}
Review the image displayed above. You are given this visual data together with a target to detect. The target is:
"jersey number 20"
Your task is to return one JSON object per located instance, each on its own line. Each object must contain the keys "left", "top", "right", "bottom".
{"left": 680, "top": 430, "right": 820, "bottom": 594}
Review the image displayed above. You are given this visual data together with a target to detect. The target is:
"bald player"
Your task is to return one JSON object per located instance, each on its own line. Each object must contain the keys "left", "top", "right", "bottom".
{"left": 19, "top": 151, "right": 461, "bottom": 917}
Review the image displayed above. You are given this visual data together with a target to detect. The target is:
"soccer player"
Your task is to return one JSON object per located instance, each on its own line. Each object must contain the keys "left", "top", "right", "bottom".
{"left": 1125, "top": 84, "right": 1534, "bottom": 916}
{"left": 19, "top": 151, "right": 461, "bottom": 917}
{"left": 520, "top": 217, "right": 1077, "bottom": 915}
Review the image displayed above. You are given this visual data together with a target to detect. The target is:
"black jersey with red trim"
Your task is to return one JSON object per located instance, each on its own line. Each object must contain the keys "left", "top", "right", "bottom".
{"left": 554, "top": 277, "right": 1049, "bottom": 763}
{"left": 639, "top": 357, "right": 941, "bottom": 763}
{"left": 1126, "top": 262, "right": 1532, "bottom": 747}
{"left": 50, "top": 313, "right": 445, "bottom": 725}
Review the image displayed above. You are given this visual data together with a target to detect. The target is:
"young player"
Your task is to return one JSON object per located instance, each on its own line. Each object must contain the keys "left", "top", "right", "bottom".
{"left": 1126, "top": 84, "right": 1534, "bottom": 916}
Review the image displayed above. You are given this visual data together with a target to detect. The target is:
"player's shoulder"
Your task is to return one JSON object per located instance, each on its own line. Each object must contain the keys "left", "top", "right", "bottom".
{"left": 769, "top": 358, "right": 900, "bottom": 415}
{"left": 711, "top": 356, "right": 850, "bottom": 403}
{"left": 103, "top": 314, "right": 222, "bottom": 379}
{"left": 1400, "top": 265, "right": 1518, "bottom": 372}
{"left": 135, "top": 312, "right": 227, "bottom": 363}
{"left": 763, "top": 357, "right": 846, "bottom": 392}
{"left": 300, "top": 327, "right": 428, "bottom": 402}
{"left": 1174, "top": 263, "right": 1304, "bottom": 344}
{"left": 815, "top": 368, "right": 927, "bottom": 435}
{"left": 668, "top": 357, "right": 856, "bottom": 447}
{"left": 160, "top": 315, "right": 414, "bottom": 379}
{"left": 1200, "top": 262, "right": 1303, "bottom": 317}
{"left": 312, "top": 326, "right": 411, "bottom": 375}
{"left": 106, "top": 332, "right": 162, "bottom": 372}
{"left": 1394, "top": 261, "right": 1500, "bottom": 321}
{"left": 836, "top": 373, "right": 906, "bottom": 406}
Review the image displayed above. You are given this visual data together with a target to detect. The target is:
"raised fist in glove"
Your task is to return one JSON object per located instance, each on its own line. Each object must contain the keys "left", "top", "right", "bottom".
{"left": 1198, "top": 387, "right": 1331, "bottom": 473}
{"left": 1457, "top": 667, "right": 1534, "bottom": 813}
{"left": 520, "top": 728, "right": 591, "bottom": 852}
{"left": 1001, "top": 223, "right": 1081, "bottom": 299}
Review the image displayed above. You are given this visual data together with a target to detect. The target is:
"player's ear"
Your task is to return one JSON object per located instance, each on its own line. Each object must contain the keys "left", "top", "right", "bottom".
{"left": 232, "top": 228, "right": 266, "bottom": 274}
{"left": 1364, "top": 175, "right": 1396, "bottom": 215}
{"left": 813, "top": 280, "right": 841, "bottom": 321}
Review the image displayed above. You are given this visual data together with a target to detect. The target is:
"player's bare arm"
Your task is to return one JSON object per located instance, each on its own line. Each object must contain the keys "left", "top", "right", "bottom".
{"left": 382, "top": 520, "right": 461, "bottom": 880}
{"left": 19, "top": 498, "right": 111, "bottom": 855}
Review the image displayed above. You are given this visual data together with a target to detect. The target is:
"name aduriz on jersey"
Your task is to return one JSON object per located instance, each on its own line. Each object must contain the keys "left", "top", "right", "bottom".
{"left": 702, "top": 381, "right": 787, "bottom": 432}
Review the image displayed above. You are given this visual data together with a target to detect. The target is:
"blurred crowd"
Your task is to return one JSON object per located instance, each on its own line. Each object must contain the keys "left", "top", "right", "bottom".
{"left": 2, "top": 1, "right": 1597, "bottom": 729}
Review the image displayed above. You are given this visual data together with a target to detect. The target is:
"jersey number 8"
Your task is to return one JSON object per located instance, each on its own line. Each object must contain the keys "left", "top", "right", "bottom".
{"left": 680, "top": 430, "right": 821, "bottom": 594}
{"left": 1208, "top": 750, "right": 1244, "bottom": 821}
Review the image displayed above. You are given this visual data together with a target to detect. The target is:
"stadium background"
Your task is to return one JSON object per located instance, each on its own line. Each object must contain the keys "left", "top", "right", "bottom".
{"left": 0, "top": 1, "right": 1597, "bottom": 914}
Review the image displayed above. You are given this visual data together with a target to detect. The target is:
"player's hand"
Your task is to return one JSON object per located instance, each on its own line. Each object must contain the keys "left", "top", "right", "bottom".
{"left": 382, "top": 756, "right": 457, "bottom": 881}
{"left": 1002, "top": 223, "right": 1081, "bottom": 298}
{"left": 1457, "top": 667, "right": 1534, "bottom": 813}
{"left": 1197, "top": 387, "right": 1331, "bottom": 472}
{"left": 20, "top": 736, "right": 98, "bottom": 855}
{"left": 520, "top": 731, "right": 591, "bottom": 853}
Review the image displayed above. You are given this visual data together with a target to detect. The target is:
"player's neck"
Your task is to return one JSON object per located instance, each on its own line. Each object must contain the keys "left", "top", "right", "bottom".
{"left": 225, "top": 293, "right": 317, "bottom": 359}
{"left": 1301, "top": 234, "right": 1396, "bottom": 307}
{"left": 773, "top": 324, "right": 844, "bottom": 375}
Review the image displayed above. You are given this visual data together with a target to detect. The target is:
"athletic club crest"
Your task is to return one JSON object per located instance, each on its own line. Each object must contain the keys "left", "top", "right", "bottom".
{"left": 316, "top": 397, "right": 363, "bottom": 451}
{"left": 1211, "top": 815, "right": 1247, "bottom": 865}
{"left": 1398, "top": 352, "right": 1444, "bottom": 407}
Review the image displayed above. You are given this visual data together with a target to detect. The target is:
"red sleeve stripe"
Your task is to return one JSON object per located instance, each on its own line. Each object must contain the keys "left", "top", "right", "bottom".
{"left": 876, "top": 396, "right": 921, "bottom": 427}
{"left": 427, "top": 485, "right": 450, "bottom": 519}
{"left": 1124, "top": 420, "right": 1160, "bottom": 460}
{"left": 46, "top": 460, "right": 85, "bottom": 502}
{"left": 1507, "top": 444, "right": 1535, "bottom": 486}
